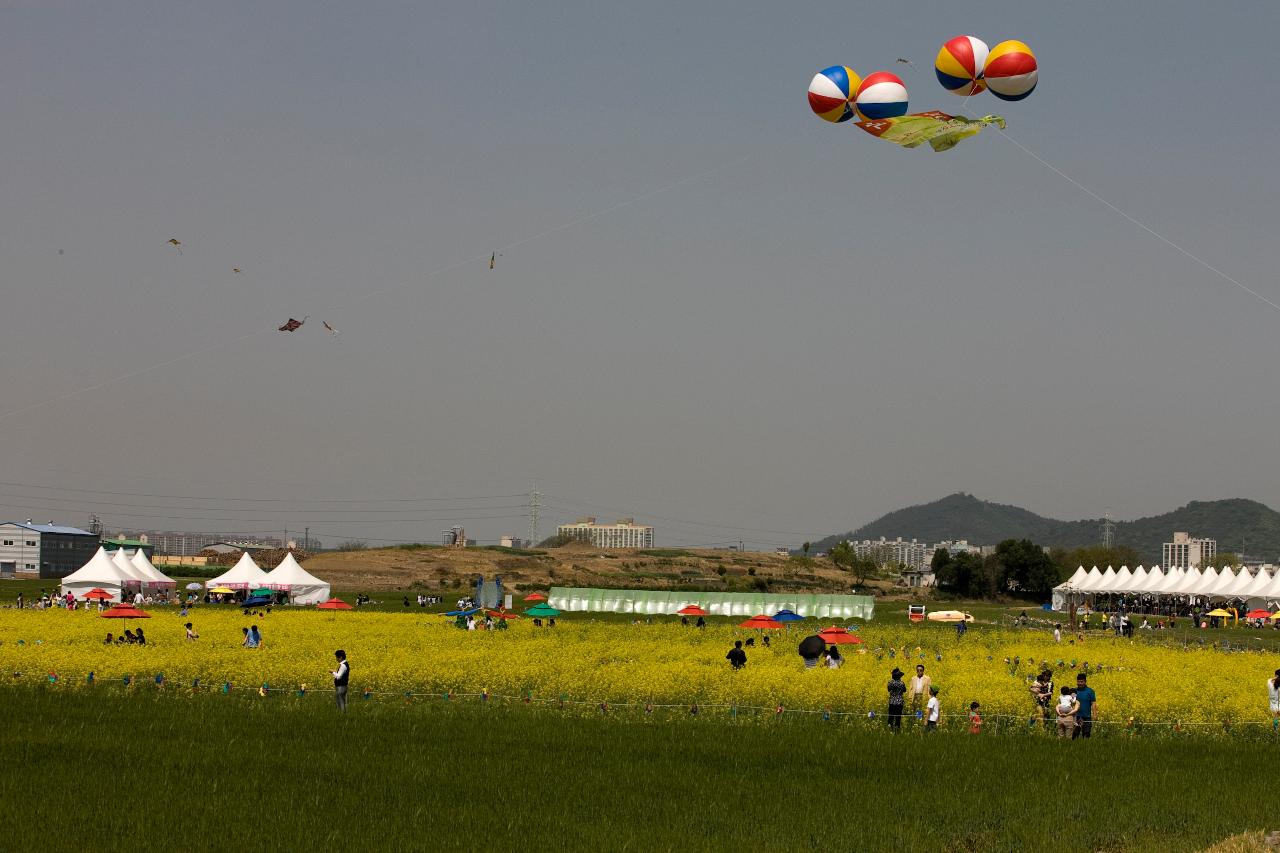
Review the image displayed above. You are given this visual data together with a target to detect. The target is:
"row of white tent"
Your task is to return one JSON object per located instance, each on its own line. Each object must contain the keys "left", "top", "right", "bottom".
{"left": 1052, "top": 564, "right": 1280, "bottom": 611}
{"left": 60, "top": 548, "right": 330, "bottom": 605}
{"left": 203, "top": 552, "right": 330, "bottom": 605}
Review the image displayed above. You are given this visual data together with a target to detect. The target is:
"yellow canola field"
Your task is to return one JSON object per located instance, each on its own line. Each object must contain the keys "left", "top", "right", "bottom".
{"left": 0, "top": 608, "right": 1272, "bottom": 727}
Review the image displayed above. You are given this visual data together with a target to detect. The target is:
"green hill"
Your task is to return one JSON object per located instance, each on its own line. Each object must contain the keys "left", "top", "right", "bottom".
{"left": 811, "top": 493, "right": 1280, "bottom": 563}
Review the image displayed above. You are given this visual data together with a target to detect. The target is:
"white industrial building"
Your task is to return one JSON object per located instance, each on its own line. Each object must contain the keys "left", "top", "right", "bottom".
{"left": 0, "top": 521, "right": 100, "bottom": 579}
{"left": 1162, "top": 532, "right": 1217, "bottom": 570}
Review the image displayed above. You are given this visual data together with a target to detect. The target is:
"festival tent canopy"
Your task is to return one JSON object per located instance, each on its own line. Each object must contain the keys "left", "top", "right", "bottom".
{"left": 264, "top": 552, "right": 331, "bottom": 605}
{"left": 1258, "top": 571, "right": 1280, "bottom": 601}
{"left": 1152, "top": 567, "right": 1184, "bottom": 594}
{"left": 1124, "top": 566, "right": 1149, "bottom": 594}
{"left": 111, "top": 548, "right": 148, "bottom": 586}
{"left": 60, "top": 547, "right": 131, "bottom": 602}
{"left": 1241, "top": 569, "right": 1274, "bottom": 600}
{"left": 205, "top": 552, "right": 271, "bottom": 590}
{"left": 1062, "top": 566, "right": 1088, "bottom": 588}
{"left": 1169, "top": 568, "right": 1204, "bottom": 596}
{"left": 130, "top": 549, "right": 176, "bottom": 588}
{"left": 547, "top": 587, "right": 874, "bottom": 620}
{"left": 1204, "top": 568, "right": 1237, "bottom": 598}
{"left": 1217, "top": 568, "right": 1255, "bottom": 599}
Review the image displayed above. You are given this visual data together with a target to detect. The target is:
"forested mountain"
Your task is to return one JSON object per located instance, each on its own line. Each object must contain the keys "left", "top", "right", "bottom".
{"left": 810, "top": 493, "right": 1280, "bottom": 563}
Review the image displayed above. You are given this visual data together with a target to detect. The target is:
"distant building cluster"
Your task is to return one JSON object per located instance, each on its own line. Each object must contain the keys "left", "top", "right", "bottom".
{"left": 112, "top": 530, "right": 291, "bottom": 556}
{"left": 1162, "top": 531, "right": 1217, "bottom": 569}
{"left": 0, "top": 521, "right": 98, "bottom": 579}
{"left": 836, "top": 537, "right": 996, "bottom": 589}
{"left": 558, "top": 517, "right": 655, "bottom": 549}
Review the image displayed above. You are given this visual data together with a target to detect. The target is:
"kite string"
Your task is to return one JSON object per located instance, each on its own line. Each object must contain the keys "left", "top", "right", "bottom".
{"left": 0, "top": 155, "right": 751, "bottom": 426}
{"left": 997, "top": 129, "right": 1280, "bottom": 314}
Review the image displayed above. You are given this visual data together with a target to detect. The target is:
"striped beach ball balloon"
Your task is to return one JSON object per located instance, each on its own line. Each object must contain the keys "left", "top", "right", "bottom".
{"left": 984, "top": 40, "right": 1037, "bottom": 101}
{"left": 807, "top": 65, "right": 860, "bottom": 123}
{"left": 854, "top": 71, "right": 908, "bottom": 120}
{"left": 934, "top": 35, "right": 989, "bottom": 96}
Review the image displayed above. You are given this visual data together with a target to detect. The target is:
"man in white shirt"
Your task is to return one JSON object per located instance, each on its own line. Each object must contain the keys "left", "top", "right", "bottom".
{"left": 925, "top": 687, "right": 940, "bottom": 730}
{"left": 910, "top": 665, "right": 932, "bottom": 717}
{"left": 331, "top": 650, "right": 349, "bottom": 713}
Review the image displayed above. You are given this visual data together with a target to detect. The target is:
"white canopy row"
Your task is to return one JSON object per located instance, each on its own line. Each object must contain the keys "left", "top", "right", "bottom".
{"left": 204, "top": 552, "right": 330, "bottom": 605}
{"left": 61, "top": 548, "right": 330, "bottom": 605}
{"left": 60, "top": 546, "right": 177, "bottom": 603}
{"left": 1054, "top": 565, "right": 1280, "bottom": 600}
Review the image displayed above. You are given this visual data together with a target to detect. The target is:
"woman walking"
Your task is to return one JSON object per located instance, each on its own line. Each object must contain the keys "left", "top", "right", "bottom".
{"left": 887, "top": 668, "right": 907, "bottom": 730}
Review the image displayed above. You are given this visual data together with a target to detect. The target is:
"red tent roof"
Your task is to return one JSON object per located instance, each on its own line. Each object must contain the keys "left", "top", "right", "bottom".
{"left": 677, "top": 605, "right": 708, "bottom": 616}
{"left": 82, "top": 588, "right": 113, "bottom": 601}
{"left": 523, "top": 592, "right": 547, "bottom": 602}
{"left": 739, "top": 614, "right": 783, "bottom": 629}
{"left": 101, "top": 603, "right": 150, "bottom": 619}
{"left": 316, "top": 598, "right": 353, "bottom": 610}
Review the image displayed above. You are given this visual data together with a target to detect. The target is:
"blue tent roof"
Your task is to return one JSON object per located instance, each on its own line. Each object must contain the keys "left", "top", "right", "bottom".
{"left": 443, "top": 608, "right": 482, "bottom": 616}
{"left": 772, "top": 610, "right": 804, "bottom": 622}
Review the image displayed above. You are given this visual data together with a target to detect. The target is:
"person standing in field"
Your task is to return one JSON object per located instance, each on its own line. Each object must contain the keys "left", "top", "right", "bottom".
{"left": 1029, "top": 670, "right": 1054, "bottom": 727}
{"left": 726, "top": 640, "right": 747, "bottom": 670}
{"left": 185, "top": 622, "right": 199, "bottom": 640}
{"left": 910, "top": 665, "right": 931, "bottom": 717}
{"left": 1053, "top": 624, "right": 1062, "bottom": 643}
{"left": 887, "top": 668, "right": 907, "bottom": 730}
{"left": 968, "top": 701, "right": 983, "bottom": 734}
{"left": 1055, "top": 686, "right": 1079, "bottom": 738}
{"left": 1072, "top": 673, "right": 1098, "bottom": 738}
{"left": 1269, "top": 669, "right": 1280, "bottom": 723}
{"left": 925, "top": 687, "right": 940, "bottom": 731}
{"left": 331, "top": 650, "right": 349, "bottom": 713}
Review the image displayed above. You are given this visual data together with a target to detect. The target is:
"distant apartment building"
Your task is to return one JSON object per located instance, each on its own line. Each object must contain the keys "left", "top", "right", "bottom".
{"left": 558, "top": 517, "right": 655, "bottom": 549}
{"left": 116, "top": 530, "right": 283, "bottom": 556}
{"left": 848, "top": 537, "right": 933, "bottom": 571}
{"left": 0, "top": 521, "right": 99, "bottom": 579}
{"left": 1163, "top": 532, "right": 1217, "bottom": 569}
{"left": 499, "top": 535, "right": 528, "bottom": 549}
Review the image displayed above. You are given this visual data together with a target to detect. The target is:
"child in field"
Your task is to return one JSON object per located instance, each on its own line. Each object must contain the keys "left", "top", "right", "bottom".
{"left": 1056, "top": 686, "right": 1079, "bottom": 738}
{"left": 925, "top": 686, "right": 940, "bottom": 730}
{"left": 968, "top": 701, "right": 983, "bottom": 734}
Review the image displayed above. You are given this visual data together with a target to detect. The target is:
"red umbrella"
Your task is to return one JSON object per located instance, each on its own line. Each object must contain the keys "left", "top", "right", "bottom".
{"left": 677, "top": 605, "right": 709, "bottom": 617}
{"left": 818, "top": 625, "right": 863, "bottom": 645}
{"left": 101, "top": 603, "right": 150, "bottom": 619}
{"left": 316, "top": 598, "right": 353, "bottom": 610}
{"left": 523, "top": 592, "right": 548, "bottom": 602}
{"left": 82, "top": 588, "right": 113, "bottom": 601}
{"left": 486, "top": 609, "right": 521, "bottom": 620}
{"left": 739, "top": 614, "right": 783, "bottom": 629}
{"left": 1245, "top": 608, "right": 1272, "bottom": 620}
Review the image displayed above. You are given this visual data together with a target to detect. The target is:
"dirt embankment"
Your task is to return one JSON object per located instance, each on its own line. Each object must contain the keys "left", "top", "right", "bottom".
{"left": 300, "top": 544, "right": 904, "bottom": 596}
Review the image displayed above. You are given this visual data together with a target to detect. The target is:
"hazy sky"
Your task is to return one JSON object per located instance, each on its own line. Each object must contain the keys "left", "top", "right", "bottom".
{"left": 2, "top": 1, "right": 1279, "bottom": 549}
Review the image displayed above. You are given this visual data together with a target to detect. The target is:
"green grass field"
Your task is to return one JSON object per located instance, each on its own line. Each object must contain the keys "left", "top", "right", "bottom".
{"left": 0, "top": 687, "right": 1271, "bottom": 852}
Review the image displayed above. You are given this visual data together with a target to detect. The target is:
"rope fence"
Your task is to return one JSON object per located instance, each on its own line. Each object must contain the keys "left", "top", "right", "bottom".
{"left": 10, "top": 669, "right": 1280, "bottom": 734}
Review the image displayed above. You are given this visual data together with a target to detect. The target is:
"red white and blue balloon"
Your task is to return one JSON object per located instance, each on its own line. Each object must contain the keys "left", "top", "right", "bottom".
{"left": 854, "top": 71, "right": 909, "bottom": 121}
{"left": 807, "top": 65, "right": 860, "bottom": 123}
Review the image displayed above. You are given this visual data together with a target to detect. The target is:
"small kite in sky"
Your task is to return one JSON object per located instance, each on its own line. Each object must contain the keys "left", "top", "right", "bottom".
{"left": 278, "top": 316, "right": 307, "bottom": 332}
{"left": 323, "top": 321, "right": 339, "bottom": 337}
{"left": 167, "top": 238, "right": 183, "bottom": 254}
{"left": 895, "top": 58, "right": 916, "bottom": 70}
{"left": 232, "top": 267, "right": 242, "bottom": 274}
{"left": 489, "top": 252, "right": 496, "bottom": 269}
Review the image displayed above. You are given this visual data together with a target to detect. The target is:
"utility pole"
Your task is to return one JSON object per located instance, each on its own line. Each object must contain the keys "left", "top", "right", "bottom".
{"left": 528, "top": 483, "right": 541, "bottom": 547}
{"left": 304, "top": 527, "right": 310, "bottom": 552}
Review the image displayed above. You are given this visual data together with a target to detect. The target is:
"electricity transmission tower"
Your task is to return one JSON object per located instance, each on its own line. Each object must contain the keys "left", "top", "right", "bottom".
{"left": 1101, "top": 510, "right": 1115, "bottom": 548}
{"left": 528, "top": 485, "right": 541, "bottom": 547}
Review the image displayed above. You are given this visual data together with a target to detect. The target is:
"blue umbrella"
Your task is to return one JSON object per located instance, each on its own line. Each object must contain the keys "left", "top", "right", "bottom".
{"left": 443, "top": 608, "right": 482, "bottom": 617}
{"left": 772, "top": 610, "right": 804, "bottom": 622}
{"left": 243, "top": 596, "right": 272, "bottom": 608}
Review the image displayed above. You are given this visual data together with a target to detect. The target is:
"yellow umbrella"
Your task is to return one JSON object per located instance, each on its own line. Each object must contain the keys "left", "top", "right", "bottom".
{"left": 1270, "top": 612, "right": 1280, "bottom": 620}
{"left": 209, "top": 586, "right": 235, "bottom": 594}
{"left": 1206, "top": 608, "right": 1233, "bottom": 617}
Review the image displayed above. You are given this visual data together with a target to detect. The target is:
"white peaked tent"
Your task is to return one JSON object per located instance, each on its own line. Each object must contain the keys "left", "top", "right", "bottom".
{"left": 205, "top": 552, "right": 271, "bottom": 590}
{"left": 265, "top": 552, "right": 331, "bottom": 605}
{"left": 1063, "top": 566, "right": 1088, "bottom": 588}
{"left": 1220, "top": 568, "right": 1255, "bottom": 599}
{"left": 1241, "top": 569, "right": 1274, "bottom": 603}
{"left": 1173, "top": 568, "right": 1206, "bottom": 596}
{"left": 60, "top": 547, "right": 131, "bottom": 602}
{"left": 112, "top": 548, "right": 148, "bottom": 587}
{"left": 1259, "top": 570, "right": 1280, "bottom": 601}
{"left": 1153, "top": 567, "right": 1184, "bottom": 595}
{"left": 1089, "top": 567, "right": 1117, "bottom": 592}
{"left": 1126, "top": 566, "right": 1149, "bottom": 594}
{"left": 130, "top": 549, "right": 176, "bottom": 589}
{"left": 1205, "top": 567, "right": 1236, "bottom": 598}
